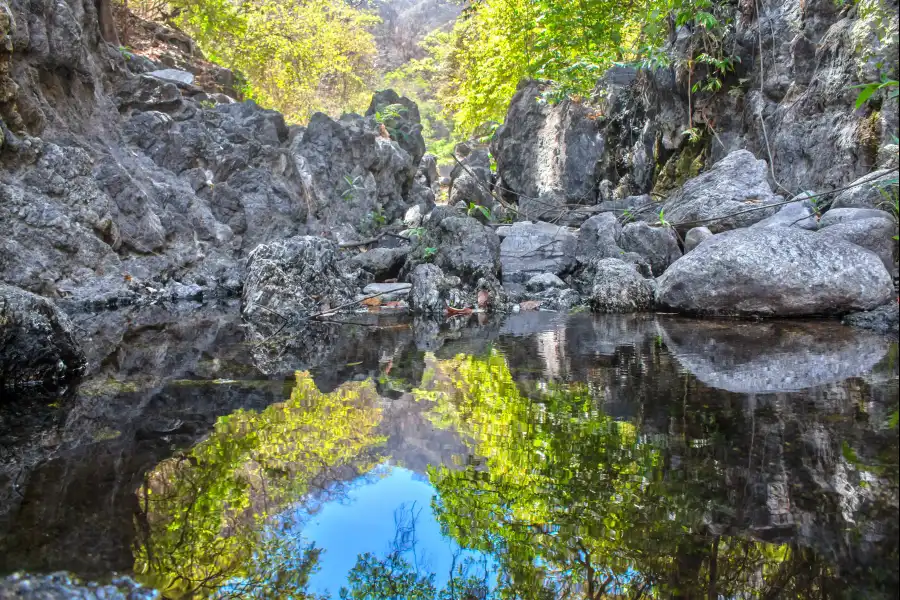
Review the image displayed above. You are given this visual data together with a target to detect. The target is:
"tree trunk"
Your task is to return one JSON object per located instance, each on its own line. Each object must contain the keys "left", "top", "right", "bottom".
{"left": 96, "top": 0, "right": 120, "bottom": 46}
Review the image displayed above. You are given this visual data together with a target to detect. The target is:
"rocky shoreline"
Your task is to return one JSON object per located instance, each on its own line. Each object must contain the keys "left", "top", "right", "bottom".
{"left": 2, "top": 0, "right": 899, "bottom": 386}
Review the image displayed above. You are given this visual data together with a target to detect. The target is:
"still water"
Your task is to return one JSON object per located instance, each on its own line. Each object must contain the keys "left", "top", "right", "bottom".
{"left": 1, "top": 306, "right": 897, "bottom": 598}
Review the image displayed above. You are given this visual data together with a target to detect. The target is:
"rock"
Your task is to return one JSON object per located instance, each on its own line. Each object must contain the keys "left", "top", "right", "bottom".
{"left": 449, "top": 149, "right": 493, "bottom": 208}
{"left": 750, "top": 193, "right": 817, "bottom": 230}
{"left": 526, "top": 273, "right": 567, "bottom": 292}
{"left": 658, "top": 151, "right": 783, "bottom": 234}
{"left": 492, "top": 80, "right": 603, "bottom": 219}
{"left": 404, "top": 205, "right": 424, "bottom": 228}
{"left": 420, "top": 153, "right": 440, "bottom": 188}
{"left": 819, "top": 207, "right": 896, "bottom": 228}
{"left": 147, "top": 68, "right": 195, "bottom": 85}
{"left": 365, "top": 89, "right": 426, "bottom": 167}
{"left": 242, "top": 237, "right": 362, "bottom": 334}
{"left": 684, "top": 226, "right": 713, "bottom": 253}
{"left": 347, "top": 246, "right": 409, "bottom": 280}
{"left": 659, "top": 319, "right": 891, "bottom": 393}
{"left": 830, "top": 169, "right": 898, "bottom": 209}
{"left": 618, "top": 222, "right": 681, "bottom": 276}
{"left": 499, "top": 221, "right": 577, "bottom": 283}
{"left": 408, "top": 264, "right": 461, "bottom": 314}
{"left": 843, "top": 304, "right": 900, "bottom": 336}
{"left": 1, "top": 283, "right": 87, "bottom": 387}
{"left": 428, "top": 216, "right": 501, "bottom": 283}
{"left": 575, "top": 213, "right": 623, "bottom": 262}
{"left": 586, "top": 258, "right": 656, "bottom": 313}
{"left": 656, "top": 228, "right": 894, "bottom": 316}
{"left": 816, "top": 217, "right": 897, "bottom": 271}
{"left": 556, "top": 205, "right": 604, "bottom": 227}
{"left": 362, "top": 282, "right": 412, "bottom": 302}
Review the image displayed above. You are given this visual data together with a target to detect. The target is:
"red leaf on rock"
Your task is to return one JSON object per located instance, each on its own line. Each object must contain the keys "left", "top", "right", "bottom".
{"left": 477, "top": 290, "right": 490, "bottom": 308}
{"left": 446, "top": 306, "right": 473, "bottom": 317}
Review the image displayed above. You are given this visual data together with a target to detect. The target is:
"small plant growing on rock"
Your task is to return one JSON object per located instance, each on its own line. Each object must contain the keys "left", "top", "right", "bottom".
{"left": 342, "top": 175, "right": 364, "bottom": 201}
{"left": 423, "top": 247, "right": 437, "bottom": 260}
{"left": 467, "top": 202, "right": 491, "bottom": 221}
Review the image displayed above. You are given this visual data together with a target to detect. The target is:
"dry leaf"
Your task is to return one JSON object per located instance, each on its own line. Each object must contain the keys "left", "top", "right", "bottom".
{"left": 446, "top": 306, "right": 473, "bottom": 317}
{"left": 362, "top": 296, "right": 382, "bottom": 307}
{"left": 519, "top": 300, "right": 541, "bottom": 311}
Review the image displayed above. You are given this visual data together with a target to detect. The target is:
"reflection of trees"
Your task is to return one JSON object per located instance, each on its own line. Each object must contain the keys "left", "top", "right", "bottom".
{"left": 132, "top": 372, "right": 386, "bottom": 598}
{"left": 419, "top": 350, "right": 899, "bottom": 599}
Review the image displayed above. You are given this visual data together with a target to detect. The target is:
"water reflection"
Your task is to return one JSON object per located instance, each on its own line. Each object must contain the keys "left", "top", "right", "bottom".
{"left": 0, "top": 313, "right": 896, "bottom": 598}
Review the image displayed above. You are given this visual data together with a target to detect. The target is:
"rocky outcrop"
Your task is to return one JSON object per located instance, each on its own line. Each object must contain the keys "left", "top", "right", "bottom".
{"left": 1, "top": 283, "right": 86, "bottom": 387}
{"left": 448, "top": 147, "right": 493, "bottom": 208}
{"left": 0, "top": 0, "right": 423, "bottom": 306}
{"left": 492, "top": 80, "right": 603, "bottom": 219}
{"left": 407, "top": 213, "right": 501, "bottom": 285}
{"left": 656, "top": 228, "right": 894, "bottom": 316}
{"left": 750, "top": 193, "right": 818, "bottom": 230}
{"left": 365, "top": 88, "right": 426, "bottom": 169}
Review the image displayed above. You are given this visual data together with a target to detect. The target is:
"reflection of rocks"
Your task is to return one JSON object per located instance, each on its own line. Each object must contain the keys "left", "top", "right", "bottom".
{"left": 658, "top": 319, "right": 890, "bottom": 393}
{"left": 0, "top": 573, "right": 157, "bottom": 599}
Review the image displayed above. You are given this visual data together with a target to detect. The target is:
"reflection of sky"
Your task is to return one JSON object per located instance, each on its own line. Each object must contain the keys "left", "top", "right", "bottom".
{"left": 292, "top": 463, "right": 491, "bottom": 597}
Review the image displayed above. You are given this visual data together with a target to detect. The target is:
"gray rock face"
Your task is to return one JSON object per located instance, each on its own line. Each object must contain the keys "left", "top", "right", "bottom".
{"left": 659, "top": 151, "right": 783, "bottom": 234}
{"left": 656, "top": 228, "right": 894, "bottom": 316}
{"left": 575, "top": 213, "right": 623, "bottom": 262}
{"left": 1, "top": 283, "right": 86, "bottom": 387}
{"left": 499, "top": 221, "right": 577, "bottom": 283}
{"left": 449, "top": 148, "right": 493, "bottom": 208}
{"left": 817, "top": 217, "right": 897, "bottom": 271}
{"left": 830, "top": 169, "right": 898, "bottom": 209}
{"left": 409, "top": 264, "right": 456, "bottom": 314}
{"left": 365, "top": 89, "right": 426, "bottom": 168}
{"left": 430, "top": 216, "right": 501, "bottom": 283}
{"left": 684, "top": 226, "right": 713, "bottom": 253}
{"left": 659, "top": 319, "right": 891, "bottom": 393}
{"left": 241, "top": 236, "right": 363, "bottom": 334}
{"left": 819, "top": 207, "right": 896, "bottom": 228}
{"left": 586, "top": 258, "right": 656, "bottom": 313}
{"left": 362, "top": 282, "right": 412, "bottom": 301}
{"left": 618, "top": 221, "right": 682, "bottom": 276}
{"left": 492, "top": 80, "right": 603, "bottom": 219}
{"left": 750, "top": 193, "right": 818, "bottom": 230}
{"left": 346, "top": 246, "right": 409, "bottom": 280}
{"left": 843, "top": 303, "right": 900, "bottom": 336}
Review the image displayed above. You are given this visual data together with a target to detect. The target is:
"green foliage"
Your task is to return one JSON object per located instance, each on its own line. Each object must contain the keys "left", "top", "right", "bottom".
{"left": 133, "top": 373, "right": 385, "bottom": 598}
{"left": 373, "top": 103, "right": 409, "bottom": 125}
{"left": 467, "top": 202, "right": 491, "bottom": 221}
{"left": 852, "top": 75, "right": 899, "bottom": 109}
{"left": 153, "top": 0, "right": 379, "bottom": 122}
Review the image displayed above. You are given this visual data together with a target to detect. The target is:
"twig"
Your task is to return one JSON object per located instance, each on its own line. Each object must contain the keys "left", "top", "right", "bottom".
{"left": 303, "top": 289, "right": 399, "bottom": 321}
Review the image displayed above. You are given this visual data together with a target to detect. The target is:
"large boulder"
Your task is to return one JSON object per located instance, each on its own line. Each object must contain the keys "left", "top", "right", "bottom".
{"left": 499, "top": 221, "right": 577, "bottom": 283}
{"left": 345, "top": 246, "right": 409, "bottom": 281}
{"left": 241, "top": 236, "right": 363, "bottom": 334}
{"left": 492, "top": 80, "right": 603, "bottom": 219}
{"left": 586, "top": 258, "right": 656, "bottom": 313}
{"left": 1, "top": 283, "right": 86, "bottom": 387}
{"left": 365, "top": 89, "right": 426, "bottom": 168}
{"left": 656, "top": 228, "right": 894, "bottom": 316}
{"left": 843, "top": 304, "right": 900, "bottom": 336}
{"left": 618, "top": 221, "right": 682, "bottom": 276}
{"left": 817, "top": 217, "right": 897, "bottom": 271}
{"left": 658, "top": 151, "right": 783, "bottom": 234}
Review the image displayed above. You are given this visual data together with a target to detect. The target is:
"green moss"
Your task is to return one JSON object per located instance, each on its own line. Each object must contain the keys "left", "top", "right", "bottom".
{"left": 652, "top": 138, "right": 707, "bottom": 196}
